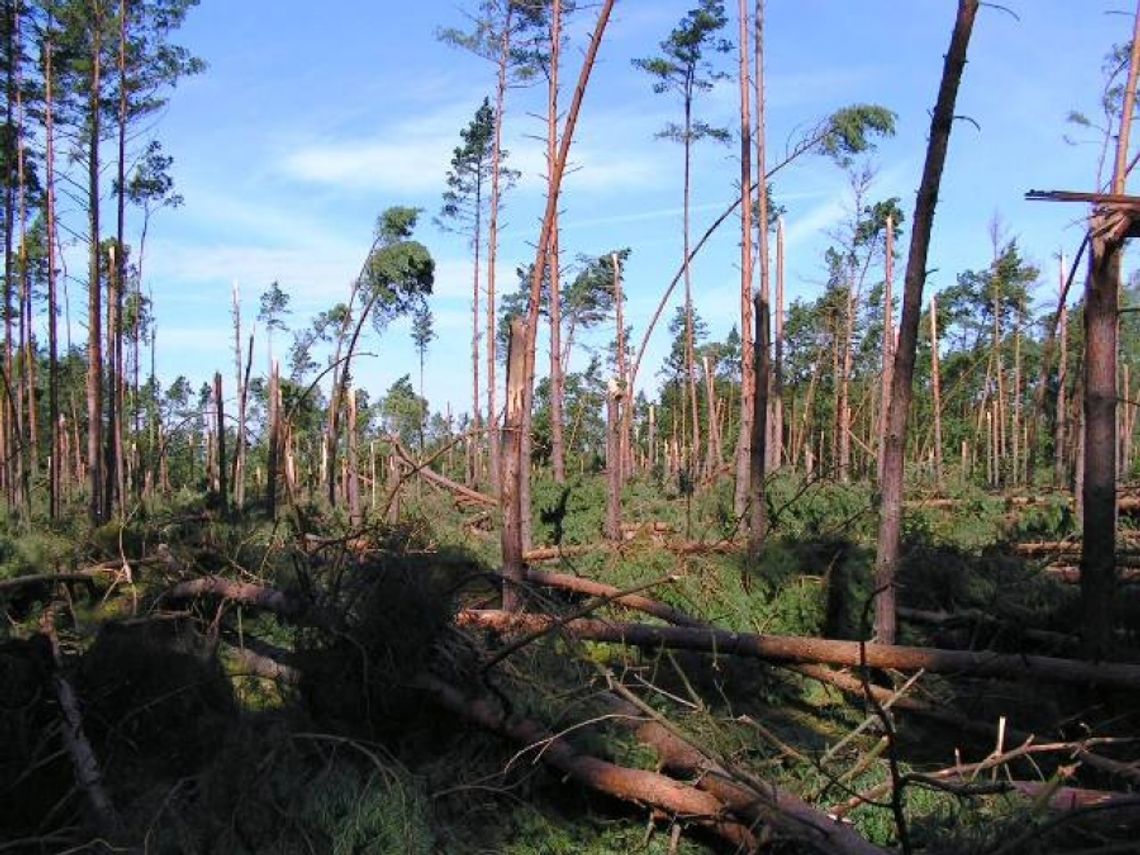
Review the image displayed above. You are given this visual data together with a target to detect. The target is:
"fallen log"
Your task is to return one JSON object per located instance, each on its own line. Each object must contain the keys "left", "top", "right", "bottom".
{"left": 222, "top": 639, "right": 302, "bottom": 685}
{"left": 457, "top": 609, "right": 1140, "bottom": 690}
{"left": 415, "top": 673, "right": 756, "bottom": 850}
{"left": 897, "top": 607, "right": 1079, "bottom": 649}
{"left": 523, "top": 568, "right": 707, "bottom": 628}
{"left": 0, "top": 571, "right": 105, "bottom": 595}
{"left": 387, "top": 437, "right": 496, "bottom": 507}
{"left": 163, "top": 577, "right": 340, "bottom": 633}
{"left": 598, "top": 691, "right": 887, "bottom": 855}
{"left": 1043, "top": 566, "right": 1140, "bottom": 584}
{"left": 42, "top": 610, "right": 120, "bottom": 836}
{"left": 522, "top": 544, "right": 601, "bottom": 563}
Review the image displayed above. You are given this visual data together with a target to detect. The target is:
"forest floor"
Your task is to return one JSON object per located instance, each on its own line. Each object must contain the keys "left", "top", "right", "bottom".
{"left": 2, "top": 473, "right": 1140, "bottom": 853}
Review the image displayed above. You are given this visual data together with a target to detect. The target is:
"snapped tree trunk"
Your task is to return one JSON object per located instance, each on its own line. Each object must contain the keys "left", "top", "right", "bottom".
{"left": 501, "top": 318, "right": 526, "bottom": 612}
{"left": 874, "top": 0, "right": 978, "bottom": 644}
{"left": 1080, "top": 0, "right": 1140, "bottom": 658}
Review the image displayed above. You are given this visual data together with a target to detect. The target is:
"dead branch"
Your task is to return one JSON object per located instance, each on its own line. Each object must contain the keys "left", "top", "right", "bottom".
{"left": 838, "top": 735, "right": 1140, "bottom": 818}
{"left": 457, "top": 609, "right": 1140, "bottom": 690}
{"left": 414, "top": 673, "right": 756, "bottom": 850}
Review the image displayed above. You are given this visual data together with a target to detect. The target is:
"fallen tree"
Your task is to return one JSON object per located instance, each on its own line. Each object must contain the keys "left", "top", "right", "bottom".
{"left": 598, "top": 689, "right": 887, "bottom": 855}
{"left": 522, "top": 567, "right": 707, "bottom": 628}
{"left": 414, "top": 673, "right": 757, "bottom": 850}
{"left": 458, "top": 609, "right": 1140, "bottom": 690}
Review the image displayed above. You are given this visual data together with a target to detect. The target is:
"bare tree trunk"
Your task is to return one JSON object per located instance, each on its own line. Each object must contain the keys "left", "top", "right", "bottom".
{"left": 1056, "top": 293, "right": 1068, "bottom": 486}
{"left": 772, "top": 215, "right": 784, "bottom": 469}
{"left": 87, "top": 5, "right": 105, "bottom": 524}
{"left": 732, "top": 0, "right": 754, "bottom": 519}
{"left": 1013, "top": 294, "right": 1023, "bottom": 486}
{"left": 612, "top": 252, "right": 631, "bottom": 481}
{"left": 681, "top": 98, "right": 701, "bottom": 478}
{"left": 487, "top": 6, "right": 512, "bottom": 496}
{"left": 930, "top": 294, "right": 943, "bottom": 485}
{"left": 45, "top": 17, "right": 60, "bottom": 519}
{"left": 267, "top": 361, "right": 279, "bottom": 519}
{"left": 518, "top": 0, "right": 615, "bottom": 548}
{"left": 347, "top": 388, "right": 360, "bottom": 527}
{"left": 748, "top": 291, "right": 770, "bottom": 555}
{"left": 547, "top": 0, "right": 565, "bottom": 485}
{"left": 877, "top": 216, "right": 894, "bottom": 484}
{"left": 874, "top": 0, "right": 978, "bottom": 643}
{"left": 501, "top": 318, "right": 526, "bottom": 612}
{"left": 1079, "top": 0, "right": 1140, "bottom": 658}
{"left": 471, "top": 174, "right": 483, "bottom": 487}
{"left": 605, "top": 383, "right": 622, "bottom": 541}
{"left": 214, "top": 372, "right": 227, "bottom": 515}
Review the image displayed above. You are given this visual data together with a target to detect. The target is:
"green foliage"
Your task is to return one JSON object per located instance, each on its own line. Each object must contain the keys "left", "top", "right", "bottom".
{"left": 363, "top": 207, "right": 435, "bottom": 332}
{"left": 818, "top": 104, "right": 898, "bottom": 165}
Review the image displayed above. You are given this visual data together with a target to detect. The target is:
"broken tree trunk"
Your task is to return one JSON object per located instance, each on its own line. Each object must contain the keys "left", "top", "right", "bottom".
{"left": 43, "top": 610, "right": 120, "bottom": 835}
{"left": 457, "top": 609, "right": 1140, "bottom": 690}
{"left": 523, "top": 567, "right": 707, "bottom": 628}
{"left": 502, "top": 318, "right": 527, "bottom": 612}
{"left": 600, "top": 691, "right": 887, "bottom": 855}
{"left": 605, "top": 382, "right": 622, "bottom": 542}
{"left": 415, "top": 673, "right": 756, "bottom": 850}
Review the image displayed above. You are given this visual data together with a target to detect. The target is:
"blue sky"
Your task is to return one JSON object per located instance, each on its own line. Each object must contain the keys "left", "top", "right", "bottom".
{"left": 117, "top": 1, "right": 1136, "bottom": 417}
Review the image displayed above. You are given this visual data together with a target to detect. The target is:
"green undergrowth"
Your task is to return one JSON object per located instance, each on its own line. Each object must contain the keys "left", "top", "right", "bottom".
{"left": 2, "top": 473, "right": 1137, "bottom": 853}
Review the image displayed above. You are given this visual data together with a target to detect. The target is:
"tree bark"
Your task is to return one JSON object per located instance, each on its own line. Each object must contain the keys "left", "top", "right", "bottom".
{"left": 518, "top": 0, "right": 615, "bottom": 548}
{"left": 457, "top": 609, "right": 1140, "bottom": 690}
{"left": 930, "top": 293, "right": 944, "bottom": 484}
{"left": 44, "top": 17, "right": 60, "bottom": 520}
{"left": 877, "top": 216, "right": 894, "bottom": 484}
{"left": 605, "top": 384, "right": 621, "bottom": 541}
{"left": 416, "top": 674, "right": 755, "bottom": 851}
{"left": 501, "top": 318, "right": 526, "bottom": 612}
{"left": 1080, "top": 0, "right": 1140, "bottom": 659}
{"left": 87, "top": 4, "right": 105, "bottom": 524}
{"left": 874, "top": 0, "right": 978, "bottom": 643}
{"left": 748, "top": 292, "right": 770, "bottom": 555}
{"left": 486, "top": 7, "right": 511, "bottom": 495}
{"left": 214, "top": 372, "right": 227, "bottom": 515}
{"left": 731, "top": 0, "right": 754, "bottom": 523}
{"left": 547, "top": 0, "right": 566, "bottom": 486}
